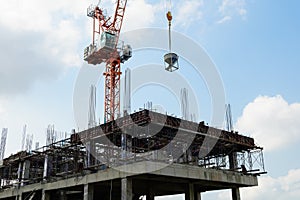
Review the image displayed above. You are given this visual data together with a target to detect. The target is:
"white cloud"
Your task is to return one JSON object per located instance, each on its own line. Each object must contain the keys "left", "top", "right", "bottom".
{"left": 156, "top": 194, "right": 184, "bottom": 200}
{"left": 0, "top": 27, "right": 61, "bottom": 95}
{"left": 217, "top": 0, "right": 247, "bottom": 23}
{"left": 123, "top": 0, "right": 158, "bottom": 31}
{"left": 241, "top": 168, "right": 300, "bottom": 200}
{"left": 0, "top": 0, "right": 90, "bottom": 66}
{"left": 0, "top": 0, "right": 88, "bottom": 32}
{"left": 174, "top": 0, "right": 204, "bottom": 28}
{"left": 217, "top": 16, "right": 232, "bottom": 24}
{"left": 0, "top": 99, "right": 7, "bottom": 120}
{"left": 0, "top": 86, "right": 75, "bottom": 157}
{"left": 219, "top": 0, "right": 246, "bottom": 15}
{"left": 239, "top": 8, "right": 247, "bottom": 16}
{"left": 236, "top": 95, "right": 300, "bottom": 151}
{"left": 211, "top": 169, "right": 300, "bottom": 200}
{"left": 0, "top": 0, "right": 91, "bottom": 96}
{"left": 44, "top": 19, "right": 82, "bottom": 66}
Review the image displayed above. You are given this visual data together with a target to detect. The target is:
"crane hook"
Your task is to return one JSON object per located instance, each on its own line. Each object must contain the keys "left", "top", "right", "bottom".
{"left": 164, "top": 4, "right": 179, "bottom": 72}
{"left": 166, "top": 11, "right": 172, "bottom": 22}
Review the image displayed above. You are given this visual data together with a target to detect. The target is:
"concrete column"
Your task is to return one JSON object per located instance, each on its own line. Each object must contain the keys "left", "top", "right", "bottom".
{"left": 185, "top": 183, "right": 195, "bottom": 200}
{"left": 146, "top": 189, "right": 154, "bottom": 200}
{"left": 22, "top": 160, "right": 30, "bottom": 179}
{"left": 195, "top": 192, "right": 201, "bottom": 200}
{"left": 121, "top": 178, "right": 132, "bottom": 200}
{"left": 21, "top": 160, "right": 30, "bottom": 186}
{"left": 86, "top": 142, "right": 91, "bottom": 167}
{"left": 146, "top": 194, "right": 154, "bottom": 200}
{"left": 17, "top": 162, "right": 22, "bottom": 183}
{"left": 41, "top": 190, "right": 50, "bottom": 200}
{"left": 229, "top": 152, "right": 238, "bottom": 170}
{"left": 88, "top": 140, "right": 96, "bottom": 166}
{"left": 15, "top": 195, "right": 21, "bottom": 200}
{"left": 231, "top": 188, "right": 241, "bottom": 200}
{"left": 121, "top": 133, "right": 127, "bottom": 160}
{"left": 59, "top": 190, "right": 67, "bottom": 200}
{"left": 229, "top": 153, "right": 241, "bottom": 200}
{"left": 43, "top": 155, "right": 48, "bottom": 180}
{"left": 84, "top": 184, "right": 94, "bottom": 200}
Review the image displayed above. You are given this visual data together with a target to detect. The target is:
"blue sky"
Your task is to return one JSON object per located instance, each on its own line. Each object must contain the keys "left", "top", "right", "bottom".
{"left": 0, "top": 0, "right": 300, "bottom": 199}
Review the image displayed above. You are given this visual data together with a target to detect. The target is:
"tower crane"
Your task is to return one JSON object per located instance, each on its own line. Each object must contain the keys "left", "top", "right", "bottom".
{"left": 84, "top": 0, "right": 132, "bottom": 122}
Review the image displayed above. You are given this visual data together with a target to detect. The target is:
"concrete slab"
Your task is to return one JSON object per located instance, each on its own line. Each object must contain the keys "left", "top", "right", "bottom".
{"left": 0, "top": 161, "right": 257, "bottom": 199}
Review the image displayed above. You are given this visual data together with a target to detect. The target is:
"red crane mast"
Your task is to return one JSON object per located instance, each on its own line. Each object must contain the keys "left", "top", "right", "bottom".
{"left": 84, "top": 0, "right": 131, "bottom": 122}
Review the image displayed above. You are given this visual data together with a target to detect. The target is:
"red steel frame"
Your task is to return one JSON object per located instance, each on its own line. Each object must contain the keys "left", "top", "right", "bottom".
{"left": 90, "top": 0, "right": 128, "bottom": 122}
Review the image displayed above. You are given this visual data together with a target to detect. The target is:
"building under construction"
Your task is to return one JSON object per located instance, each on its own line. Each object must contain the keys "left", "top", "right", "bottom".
{"left": 0, "top": 0, "right": 266, "bottom": 199}
{"left": 0, "top": 110, "right": 265, "bottom": 200}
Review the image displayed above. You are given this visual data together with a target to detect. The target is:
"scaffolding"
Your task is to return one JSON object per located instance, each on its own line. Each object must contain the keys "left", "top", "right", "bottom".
{"left": 0, "top": 110, "right": 266, "bottom": 190}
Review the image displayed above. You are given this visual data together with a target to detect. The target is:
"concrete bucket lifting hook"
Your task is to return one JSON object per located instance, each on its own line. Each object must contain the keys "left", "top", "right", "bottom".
{"left": 164, "top": 0, "right": 179, "bottom": 72}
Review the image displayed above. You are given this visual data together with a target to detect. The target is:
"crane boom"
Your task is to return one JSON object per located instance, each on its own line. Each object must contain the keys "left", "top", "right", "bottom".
{"left": 111, "top": 0, "right": 127, "bottom": 33}
{"left": 84, "top": 0, "right": 131, "bottom": 122}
